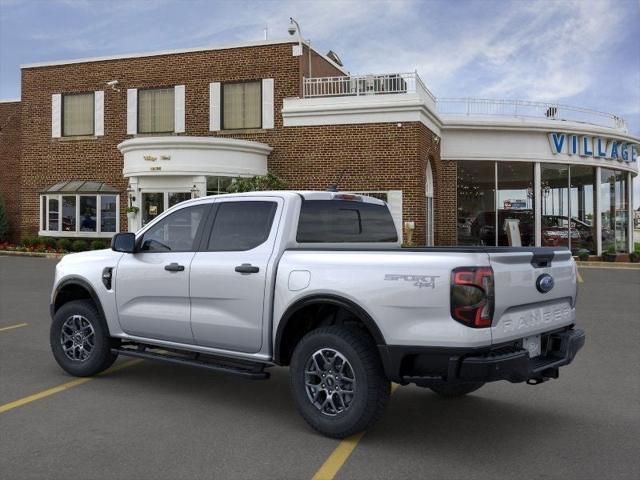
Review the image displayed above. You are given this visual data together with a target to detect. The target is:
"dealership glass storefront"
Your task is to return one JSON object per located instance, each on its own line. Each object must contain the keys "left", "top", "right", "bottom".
{"left": 457, "top": 161, "right": 631, "bottom": 253}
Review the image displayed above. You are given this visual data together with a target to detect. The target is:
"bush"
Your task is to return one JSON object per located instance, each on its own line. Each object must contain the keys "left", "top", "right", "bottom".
{"left": 39, "top": 237, "right": 58, "bottom": 249}
{"left": 90, "top": 239, "right": 107, "bottom": 250}
{"left": 577, "top": 251, "right": 589, "bottom": 261}
{"left": 0, "top": 197, "right": 9, "bottom": 241}
{"left": 225, "top": 172, "right": 286, "bottom": 193}
{"left": 71, "top": 240, "right": 88, "bottom": 252}
{"left": 57, "top": 238, "right": 73, "bottom": 251}
{"left": 21, "top": 237, "right": 37, "bottom": 247}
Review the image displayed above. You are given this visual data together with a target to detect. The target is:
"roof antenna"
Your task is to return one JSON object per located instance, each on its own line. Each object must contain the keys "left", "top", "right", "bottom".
{"left": 327, "top": 167, "right": 348, "bottom": 192}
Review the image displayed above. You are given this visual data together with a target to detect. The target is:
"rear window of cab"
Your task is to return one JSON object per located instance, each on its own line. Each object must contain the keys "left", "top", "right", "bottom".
{"left": 296, "top": 200, "right": 398, "bottom": 243}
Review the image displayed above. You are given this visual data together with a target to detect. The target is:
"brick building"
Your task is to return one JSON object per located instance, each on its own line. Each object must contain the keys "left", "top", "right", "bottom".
{"left": 0, "top": 38, "right": 638, "bottom": 253}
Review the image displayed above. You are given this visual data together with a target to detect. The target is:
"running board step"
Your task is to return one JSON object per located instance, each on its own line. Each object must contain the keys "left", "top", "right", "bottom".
{"left": 111, "top": 346, "right": 270, "bottom": 380}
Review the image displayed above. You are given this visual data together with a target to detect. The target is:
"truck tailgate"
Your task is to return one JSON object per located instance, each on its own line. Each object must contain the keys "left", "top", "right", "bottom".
{"left": 487, "top": 248, "right": 577, "bottom": 345}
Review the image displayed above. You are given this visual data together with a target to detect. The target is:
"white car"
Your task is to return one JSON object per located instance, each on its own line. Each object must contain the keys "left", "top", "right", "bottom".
{"left": 49, "top": 191, "right": 585, "bottom": 438}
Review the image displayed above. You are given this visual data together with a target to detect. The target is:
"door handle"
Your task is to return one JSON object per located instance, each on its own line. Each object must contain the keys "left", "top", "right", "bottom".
{"left": 235, "top": 263, "right": 260, "bottom": 274}
{"left": 164, "top": 263, "right": 185, "bottom": 272}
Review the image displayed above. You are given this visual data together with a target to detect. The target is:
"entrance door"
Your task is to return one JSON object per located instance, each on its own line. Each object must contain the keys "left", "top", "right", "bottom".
{"left": 142, "top": 192, "right": 164, "bottom": 226}
{"left": 115, "top": 204, "right": 209, "bottom": 344}
{"left": 190, "top": 197, "right": 281, "bottom": 353}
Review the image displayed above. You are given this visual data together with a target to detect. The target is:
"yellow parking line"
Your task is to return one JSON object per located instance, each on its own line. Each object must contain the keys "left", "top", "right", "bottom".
{"left": 0, "top": 322, "right": 28, "bottom": 333}
{"left": 577, "top": 271, "right": 584, "bottom": 283}
{"left": 0, "top": 358, "right": 143, "bottom": 415}
{"left": 312, "top": 383, "right": 400, "bottom": 480}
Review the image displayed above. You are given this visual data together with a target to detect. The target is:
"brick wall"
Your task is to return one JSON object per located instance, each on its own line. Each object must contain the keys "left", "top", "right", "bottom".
{"left": 14, "top": 41, "right": 447, "bottom": 245}
{"left": 18, "top": 42, "right": 303, "bottom": 239}
{"left": 418, "top": 124, "right": 456, "bottom": 245}
{"left": 0, "top": 101, "right": 21, "bottom": 242}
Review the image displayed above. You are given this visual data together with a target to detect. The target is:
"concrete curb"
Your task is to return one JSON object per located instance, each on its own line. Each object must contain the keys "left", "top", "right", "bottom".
{"left": 0, "top": 250, "right": 66, "bottom": 259}
{"left": 576, "top": 261, "right": 640, "bottom": 269}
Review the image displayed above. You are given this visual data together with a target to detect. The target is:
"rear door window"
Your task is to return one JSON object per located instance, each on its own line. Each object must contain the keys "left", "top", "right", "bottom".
{"left": 297, "top": 200, "right": 398, "bottom": 243}
{"left": 207, "top": 201, "right": 278, "bottom": 251}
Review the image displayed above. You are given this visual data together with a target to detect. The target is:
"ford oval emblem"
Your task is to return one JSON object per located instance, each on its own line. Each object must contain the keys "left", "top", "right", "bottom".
{"left": 536, "top": 274, "right": 554, "bottom": 293}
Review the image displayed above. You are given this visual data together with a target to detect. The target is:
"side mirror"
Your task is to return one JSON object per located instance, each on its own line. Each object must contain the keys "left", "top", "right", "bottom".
{"left": 111, "top": 232, "right": 136, "bottom": 253}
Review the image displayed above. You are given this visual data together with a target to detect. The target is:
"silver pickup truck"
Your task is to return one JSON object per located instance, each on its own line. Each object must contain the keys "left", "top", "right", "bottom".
{"left": 49, "top": 191, "right": 585, "bottom": 438}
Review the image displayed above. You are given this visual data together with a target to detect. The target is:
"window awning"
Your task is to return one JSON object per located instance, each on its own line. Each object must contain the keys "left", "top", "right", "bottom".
{"left": 41, "top": 181, "right": 120, "bottom": 194}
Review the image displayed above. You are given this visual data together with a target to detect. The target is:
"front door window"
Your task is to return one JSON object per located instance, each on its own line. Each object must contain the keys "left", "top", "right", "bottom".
{"left": 142, "top": 192, "right": 164, "bottom": 226}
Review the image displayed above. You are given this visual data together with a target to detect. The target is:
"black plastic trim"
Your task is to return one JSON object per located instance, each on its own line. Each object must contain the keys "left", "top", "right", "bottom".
{"left": 379, "top": 327, "right": 585, "bottom": 384}
{"left": 50, "top": 276, "right": 107, "bottom": 324}
{"left": 274, "top": 294, "right": 386, "bottom": 365}
{"left": 113, "top": 346, "right": 269, "bottom": 380}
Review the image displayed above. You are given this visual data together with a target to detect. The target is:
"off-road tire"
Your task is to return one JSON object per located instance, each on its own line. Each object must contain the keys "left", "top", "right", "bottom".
{"left": 50, "top": 300, "right": 118, "bottom": 377}
{"left": 289, "top": 325, "right": 391, "bottom": 438}
{"left": 429, "top": 382, "right": 484, "bottom": 397}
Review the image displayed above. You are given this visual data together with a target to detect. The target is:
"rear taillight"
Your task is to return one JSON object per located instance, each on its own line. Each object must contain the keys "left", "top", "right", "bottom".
{"left": 450, "top": 267, "right": 494, "bottom": 328}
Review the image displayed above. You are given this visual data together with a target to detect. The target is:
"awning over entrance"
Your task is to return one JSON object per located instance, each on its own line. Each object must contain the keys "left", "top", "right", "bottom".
{"left": 41, "top": 180, "right": 120, "bottom": 194}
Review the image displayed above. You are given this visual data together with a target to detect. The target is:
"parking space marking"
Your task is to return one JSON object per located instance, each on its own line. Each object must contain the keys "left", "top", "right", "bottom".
{"left": 577, "top": 271, "right": 584, "bottom": 283}
{"left": 0, "top": 358, "right": 143, "bottom": 415}
{"left": 0, "top": 322, "right": 28, "bottom": 333}
{"left": 311, "top": 383, "right": 400, "bottom": 480}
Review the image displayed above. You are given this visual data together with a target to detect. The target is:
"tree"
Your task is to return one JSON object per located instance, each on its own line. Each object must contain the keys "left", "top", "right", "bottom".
{"left": 225, "top": 172, "right": 287, "bottom": 193}
{"left": 0, "top": 196, "right": 9, "bottom": 242}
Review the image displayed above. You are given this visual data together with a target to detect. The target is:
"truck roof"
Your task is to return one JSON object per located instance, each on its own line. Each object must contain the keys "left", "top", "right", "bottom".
{"left": 183, "top": 190, "right": 388, "bottom": 206}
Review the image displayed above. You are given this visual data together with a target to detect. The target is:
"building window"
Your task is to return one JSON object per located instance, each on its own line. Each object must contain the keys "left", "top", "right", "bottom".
{"left": 601, "top": 169, "right": 628, "bottom": 253}
{"left": 457, "top": 161, "right": 495, "bottom": 246}
{"left": 222, "top": 81, "right": 261, "bottom": 130}
{"left": 541, "top": 164, "right": 570, "bottom": 249}
{"left": 40, "top": 194, "right": 119, "bottom": 237}
{"left": 62, "top": 92, "right": 94, "bottom": 136}
{"left": 206, "top": 176, "right": 235, "bottom": 195}
{"left": 138, "top": 88, "right": 175, "bottom": 133}
{"left": 569, "top": 166, "right": 596, "bottom": 254}
{"left": 497, "top": 163, "right": 535, "bottom": 246}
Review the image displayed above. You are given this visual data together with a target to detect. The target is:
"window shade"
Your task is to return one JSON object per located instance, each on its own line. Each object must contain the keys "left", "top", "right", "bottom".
{"left": 223, "top": 82, "right": 261, "bottom": 129}
{"left": 63, "top": 93, "right": 94, "bottom": 136}
{"left": 138, "top": 88, "right": 175, "bottom": 133}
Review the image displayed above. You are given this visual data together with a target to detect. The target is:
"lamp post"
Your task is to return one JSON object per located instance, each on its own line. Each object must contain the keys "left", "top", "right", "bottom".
{"left": 288, "top": 17, "right": 311, "bottom": 78}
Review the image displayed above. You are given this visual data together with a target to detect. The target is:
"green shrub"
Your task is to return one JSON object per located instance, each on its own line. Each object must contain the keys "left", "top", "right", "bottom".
{"left": 39, "top": 237, "right": 58, "bottom": 249}
{"left": 57, "top": 238, "right": 73, "bottom": 251}
{"left": 634, "top": 243, "right": 640, "bottom": 254}
{"left": 71, "top": 240, "right": 88, "bottom": 252}
{"left": 0, "top": 197, "right": 9, "bottom": 241}
{"left": 606, "top": 244, "right": 616, "bottom": 254}
{"left": 21, "top": 237, "right": 37, "bottom": 247}
{"left": 577, "top": 251, "right": 589, "bottom": 261}
{"left": 90, "top": 240, "right": 107, "bottom": 250}
{"left": 225, "top": 172, "right": 286, "bottom": 193}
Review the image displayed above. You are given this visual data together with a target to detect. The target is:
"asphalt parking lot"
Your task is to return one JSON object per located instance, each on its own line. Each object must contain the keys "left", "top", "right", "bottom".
{"left": 1, "top": 256, "right": 639, "bottom": 480}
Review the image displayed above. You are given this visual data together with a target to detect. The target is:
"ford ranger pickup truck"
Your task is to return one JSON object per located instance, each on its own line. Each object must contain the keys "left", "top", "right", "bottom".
{"left": 49, "top": 191, "right": 585, "bottom": 438}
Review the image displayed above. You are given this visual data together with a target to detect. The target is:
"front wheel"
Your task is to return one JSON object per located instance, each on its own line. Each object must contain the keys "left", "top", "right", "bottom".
{"left": 50, "top": 300, "right": 118, "bottom": 377}
{"left": 289, "top": 325, "right": 391, "bottom": 438}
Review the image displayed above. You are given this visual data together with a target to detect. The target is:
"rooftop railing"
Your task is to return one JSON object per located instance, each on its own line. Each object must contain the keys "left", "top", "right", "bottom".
{"left": 436, "top": 98, "right": 628, "bottom": 131}
{"left": 301, "top": 74, "right": 627, "bottom": 131}
{"left": 303, "top": 72, "right": 436, "bottom": 103}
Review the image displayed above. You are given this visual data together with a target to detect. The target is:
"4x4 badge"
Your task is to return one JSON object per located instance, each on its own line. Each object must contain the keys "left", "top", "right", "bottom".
{"left": 384, "top": 274, "right": 439, "bottom": 289}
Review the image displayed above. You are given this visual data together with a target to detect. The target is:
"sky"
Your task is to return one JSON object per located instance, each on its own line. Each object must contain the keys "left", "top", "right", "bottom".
{"left": 1, "top": 0, "right": 639, "bottom": 203}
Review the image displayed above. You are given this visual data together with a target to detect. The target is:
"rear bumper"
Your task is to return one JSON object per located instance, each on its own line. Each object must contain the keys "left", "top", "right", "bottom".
{"left": 378, "top": 327, "right": 585, "bottom": 385}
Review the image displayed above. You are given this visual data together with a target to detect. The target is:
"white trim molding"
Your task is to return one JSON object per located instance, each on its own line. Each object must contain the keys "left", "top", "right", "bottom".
{"left": 94, "top": 90, "right": 104, "bottom": 136}
{"left": 118, "top": 136, "right": 272, "bottom": 178}
{"left": 51, "top": 94, "right": 61, "bottom": 138}
{"left": 262, "top": 78, "right": 275, "bottom": 129}
{"left": 126, "top": 88, "right": 137, "bottom": 135}
{"left": 174, "top": 85, "right": 186, "bottom": 133}
{"left": 282, "top": 93, "right": 442, "bottom": 135}
{"left": 209, "top": 82, "right": 221, "bottom": 132}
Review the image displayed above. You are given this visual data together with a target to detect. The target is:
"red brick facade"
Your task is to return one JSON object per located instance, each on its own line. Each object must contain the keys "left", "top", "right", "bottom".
{"left": 6, "top": 41, "right": 445, "bottom": 245}
{"left": 0, "top": 101, "right": 21, "bottom": 242}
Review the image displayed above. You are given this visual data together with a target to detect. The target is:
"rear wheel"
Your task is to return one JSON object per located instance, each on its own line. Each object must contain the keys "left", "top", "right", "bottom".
{"left": 289, "top": 325, "right": 390, "bottom": 438}
{"left": 429, "top": 382, "right": 484, "bottom": 397}
{"left": 50, "top": 300, "right": 118, "bottom": 377}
